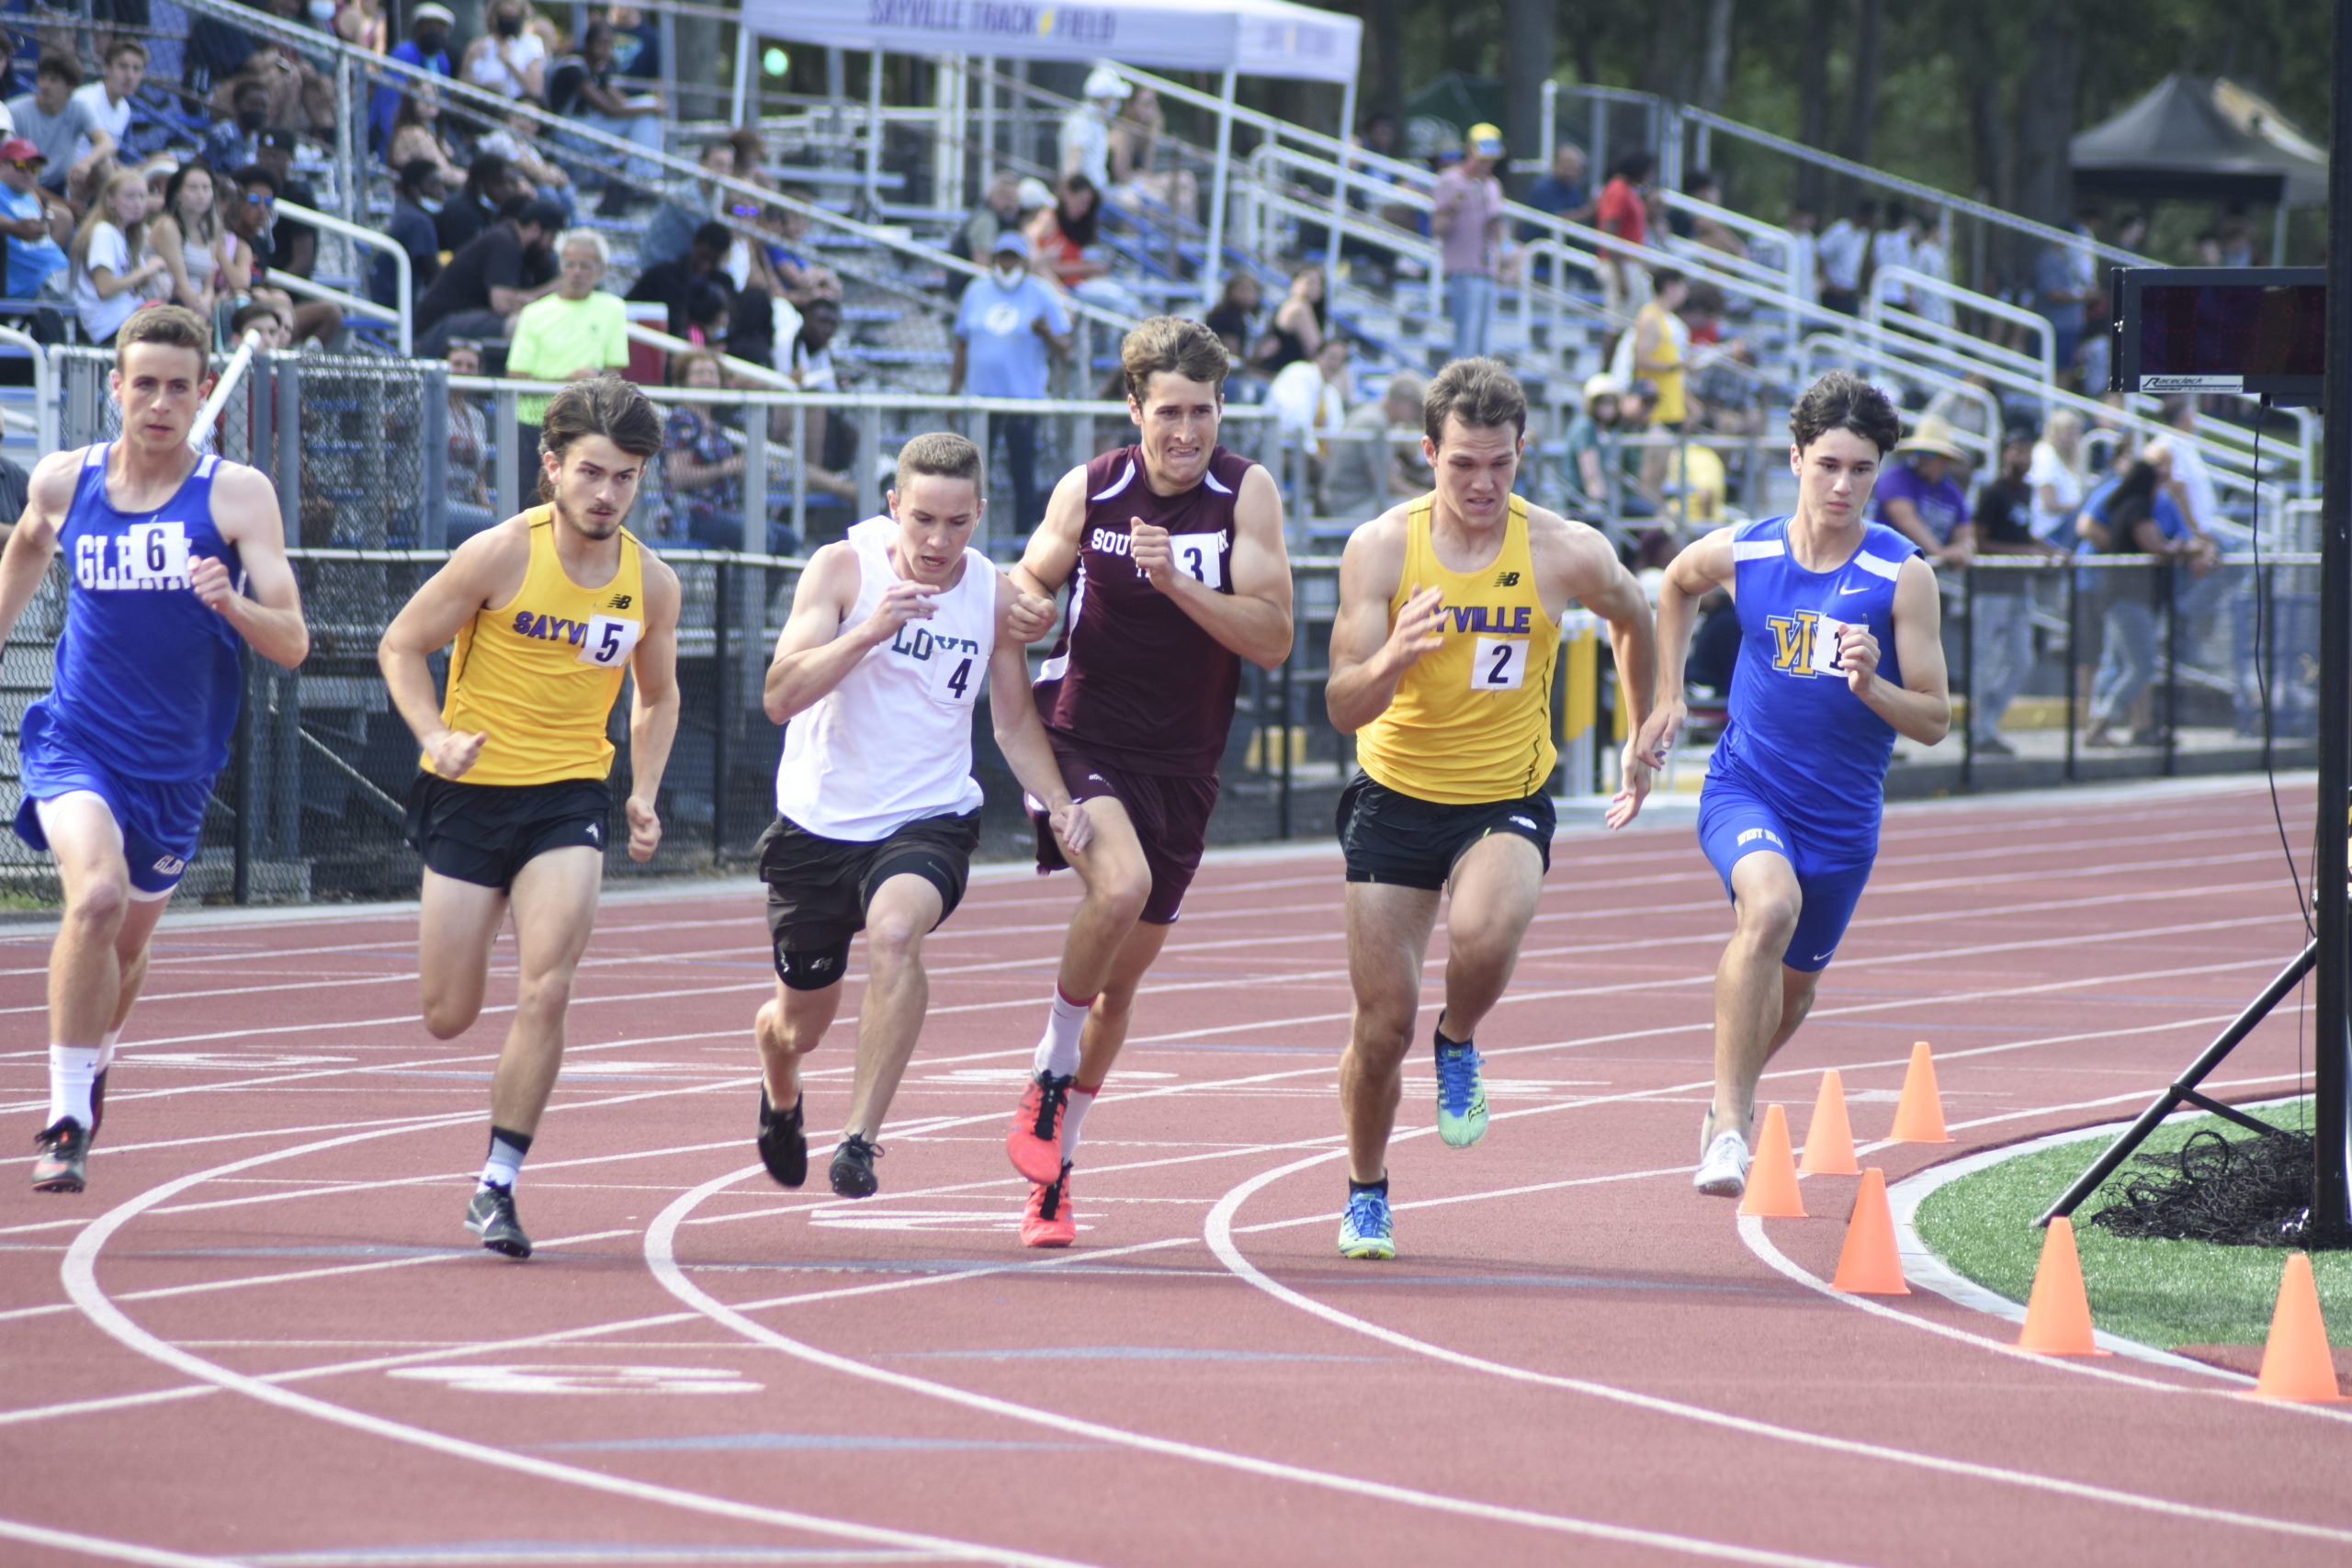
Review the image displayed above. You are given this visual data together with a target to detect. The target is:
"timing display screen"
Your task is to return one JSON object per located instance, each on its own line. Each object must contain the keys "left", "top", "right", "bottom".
{"left": 2136, "top": 282, "right": 2324, "bottom": 384}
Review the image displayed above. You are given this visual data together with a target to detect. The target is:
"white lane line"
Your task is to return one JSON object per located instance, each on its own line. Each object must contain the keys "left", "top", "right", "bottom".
{"left": 0, "top": 1517, "right": 254, "bottom": 1567}
{"left": 641, "top": 1168, "right": 1867, "bottom": 1568}
{"left": 55, "top": 1130, "right": 1107, "bottom": 1568}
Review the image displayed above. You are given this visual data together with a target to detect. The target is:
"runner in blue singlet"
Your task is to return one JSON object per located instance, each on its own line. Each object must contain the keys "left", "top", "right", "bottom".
{"left": 1635, "top": 371, "right": 1952, "bottom": 1201}
{"left": 0, "top": 305, "right": 307, "bottom": 1193}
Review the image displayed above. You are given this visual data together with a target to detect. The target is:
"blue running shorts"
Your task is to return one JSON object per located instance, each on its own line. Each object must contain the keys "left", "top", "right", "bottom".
{"left": 13, "top": 705, "right": 215, "bottom": 897}
{"left": 1695, "top": 766, "right": 1875, "bottom": 974}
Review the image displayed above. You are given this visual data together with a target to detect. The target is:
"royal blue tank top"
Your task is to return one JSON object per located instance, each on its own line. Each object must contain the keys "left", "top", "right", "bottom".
{"left": 1711, "top": 514, "right": 1915, "bottom": 864}
{"left": 30, "top": 443, "right": 244, "bottom": 780}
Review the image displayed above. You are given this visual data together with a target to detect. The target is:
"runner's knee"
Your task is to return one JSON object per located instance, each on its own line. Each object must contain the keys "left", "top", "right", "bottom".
{"left": 422, "top": 990, "right": 482, "bottom": 1039}
{"left": 775, "top": 941, "right": 851, "bottom": 993}
{"left": 64, "top": 876, "right": 130, "bottom": 933}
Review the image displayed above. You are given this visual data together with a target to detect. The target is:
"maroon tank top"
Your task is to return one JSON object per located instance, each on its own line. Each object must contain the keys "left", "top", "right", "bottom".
{"left": 1032, "top": 443, "right": 1252, "bottom": 776}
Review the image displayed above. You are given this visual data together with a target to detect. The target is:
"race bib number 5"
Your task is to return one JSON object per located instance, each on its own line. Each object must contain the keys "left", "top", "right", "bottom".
{"left": 578, "top": 615, "right": 643, "bottom": 669}
{"left": 1471, "top": 637, "right": 1529, "bottom": 690}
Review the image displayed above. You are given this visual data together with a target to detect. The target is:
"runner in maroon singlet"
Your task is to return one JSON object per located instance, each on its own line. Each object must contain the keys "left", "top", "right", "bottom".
{"left": 1001, "top": 316, "right": 1294, "bottom": 1247}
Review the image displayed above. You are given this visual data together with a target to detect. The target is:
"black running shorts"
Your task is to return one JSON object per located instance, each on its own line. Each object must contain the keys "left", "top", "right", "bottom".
{"left": 405, "top": 773, "right": 612, "bottom": 891}
{"left": 756, "top": 808, "right": 982, "bottom": 979}
{"left": 1335, "top": 772, "right": 1555, "bottom": 891}
{"left": 1028, "top": 731, "right": 1220, "bottom": 925}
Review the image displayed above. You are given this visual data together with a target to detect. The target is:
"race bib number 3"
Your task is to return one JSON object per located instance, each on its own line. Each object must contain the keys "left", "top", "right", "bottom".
{"left": 1164, "top": 531, "right": 1227, "bottom": 592}
{"left": 128, "top": 521, "right": 190, "bottom": 583}
{"left": 1471, "top": 637, "right": 1529, "bottom": 691}
{"left": 578, "top": 614, "right": 643, "bottom": 669}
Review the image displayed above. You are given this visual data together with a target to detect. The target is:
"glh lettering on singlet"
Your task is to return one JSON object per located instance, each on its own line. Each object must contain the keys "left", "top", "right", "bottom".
{"left": 74, "top": 520, "right": 198, "bottom": 592}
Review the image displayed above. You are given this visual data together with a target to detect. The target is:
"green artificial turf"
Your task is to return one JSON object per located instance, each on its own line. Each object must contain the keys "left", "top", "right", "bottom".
{"left": 1912, "top": 1099, "right": 2352, "bottom": 1350}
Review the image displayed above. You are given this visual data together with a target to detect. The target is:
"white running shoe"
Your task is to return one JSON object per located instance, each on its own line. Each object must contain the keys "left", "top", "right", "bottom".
{"left": 1694, "top": 1130, "right": 1751, "bottom": 1198}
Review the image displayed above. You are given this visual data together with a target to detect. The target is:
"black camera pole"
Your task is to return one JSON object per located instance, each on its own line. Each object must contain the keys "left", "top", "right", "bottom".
{"left": 2044, "top": 12, "right": 2352, "bottom": 1238}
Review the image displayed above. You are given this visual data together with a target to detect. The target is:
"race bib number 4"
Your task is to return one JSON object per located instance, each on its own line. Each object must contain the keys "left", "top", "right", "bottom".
{"left": 1164, "top": 531, "right": 1227, "bottom": 592}
{"left": 930, "top": 649, "right": 980, "bottom": 706}
{"left": 577, "top": 614, "right": 643, "bottom": 669}
{"left": 1471, "top": 637, "right": 1529, "bottom": 691}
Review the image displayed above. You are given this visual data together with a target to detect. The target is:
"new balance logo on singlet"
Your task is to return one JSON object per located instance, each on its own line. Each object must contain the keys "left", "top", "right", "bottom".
{"left": 606, "top": 593, "right": 632, "bottom": 609}
{"left": 1494, "top": 570, "right": 1521, "bottom": 587}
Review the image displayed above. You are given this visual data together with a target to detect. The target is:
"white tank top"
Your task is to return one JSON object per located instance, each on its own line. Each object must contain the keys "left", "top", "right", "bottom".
{"left": 775, "top": 513, "right": 995, "bottom": 841}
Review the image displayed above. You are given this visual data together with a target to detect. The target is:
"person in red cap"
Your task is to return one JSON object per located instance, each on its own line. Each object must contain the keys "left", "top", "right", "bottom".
{"left": 0, "top": 136, "right": 71, "bottom": 302}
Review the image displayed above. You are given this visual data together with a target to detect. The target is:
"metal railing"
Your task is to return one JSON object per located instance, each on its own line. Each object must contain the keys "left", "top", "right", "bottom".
{"left": 276, "top": 198, "right": 413, "bottom": 355}
{"left": 1862, "top": 264, "right": 2056, "bottom": 386}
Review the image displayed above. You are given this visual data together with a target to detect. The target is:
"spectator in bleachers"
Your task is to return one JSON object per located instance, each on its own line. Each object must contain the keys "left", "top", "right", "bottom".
{"left": 1059, "top": 66, "right": 1125, "bottom": 192}
{"left": 1203, "top": 269, "right": 1261, "bottom": 367}
{"left": 661, "top": 347, "right": 747, "bottom": 549}
{"left": 1266, "top": 334, "right": 1350, "bottom": 487}
{"left": 68, "top": 166, "right": 163, "bottom": 346}
{"left": 145, "top": 162, "right": 232, "bottom": 319}
{"left": 760, "top": 187, "right": 840, "bottom": 305}
{"left": 471, "top": 103, "right": 575, "bottom": 219}
{"left": 1868, "top": 201, "right": 1913, "bottom": 310}
{"left": 463, "top": 0, "right": 547, "bottom": 103}
{"left": 251, "top": 130, "right": 319, "bottom": 280}
{"left": 414, "top": 192, "right": 562, "bottom": 356}
{"left": 69, "top": 39, "right": 141, "bottom": 181}
{"left": 1521, "top": 142, "right": 1591, "bottom": 231}
{"left": 725, "top": 125, "right": 766, "bottom": 180}
{"left": 1779, "top": 204, "right": 1818, "bottom": 306}
{"left": 439, "top": 335, "right": 497, "bottom": 542}
{"left": 1967, "top": 427, "right": 2065, "bottom": 754}
{"left": 1107, "top": 85, "right": 1194, "bottom": 223}
{"left": 640, "top": 140, "right": 736, "bottom": 269}
{"left": 607, "top": 5, "right": 662, "bottom": 85}
{"left": 1432, "top": 121, "right": 1509, "bottom": 359}
{"left": 1025, "top": 172, "right": 1138, "bottom": 319}
{"left": 0, "top": 137, "right": 70, "bottom": 305}
{"left": 950, "top": 229, "right": 1069, "bottom": 531}
{"left": 229, "top": 297, "right": 292, "bottom": 351}
{"left": 206, "top": 78, "right": 272, "bottom": 174}
{"left": 371, "top": 155, "right": 444, "bottom": 307}
{"left": 385, "top": 85, "right": 466, "bottom": 185}
{"left": 1905, "top": 209, "right": 1952, "bottom": 328}
{"left": 10, "top": 53, "right": 110, "bottom": 203}
{"left": 220, "top": 164, "right": 343, "bottom": 346}
{"left": 628, "top": 219, "right": 733, "bottom": 339}
{"left": 199, "top": 6, "right": 334, "bottom": 135}
{"left": 1320, "top": 368, "right": 1427, "bottom": 524}
{"left": 506, "top": 227, "right": 628, "bottom": 449}
{"left": 1594, "top": 149, "right": 1654, "bottom": 314}
{"left": 786, "top": 295, "right": 840, "bottom": 390}
{"left": 435, "top": 151, "right": 524, "bottom": 254}
{"left": 2027, "top": 408, "right": 2087, "bottom": 546}
{"left": 367, "top": 1, "right": 452, "bottom": 154}
{"left": 1620, "top": 267, "right": 1689, "bottom": 434}
{"left": 1260, "top": 260, "right": 1325, "bottom": 374}
{"left": 1676, "top": 172, "right": 1748, "bottom": 262}
{"left": 548, "top": 19, "right": 664, "bottom": 215}
{"left": 1560, "top": 373, "right": 1624, "bottom": 520}
{"left": 959, "top": 168, "right": 1022, "bottom": 266}
{"left": 1815, "top": 198, "right": 1874, "bottom": 315}
{"left": 334, "top": 0, "right": 387, "bottom": 53}
{"left": 1872, "top": 417, "right": 1973, "bottom": 567}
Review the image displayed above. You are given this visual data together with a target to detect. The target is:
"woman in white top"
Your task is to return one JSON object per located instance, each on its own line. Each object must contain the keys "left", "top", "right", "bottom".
{"left": 70, "top": 167, "right": 164, "bottom": 346}
{"left": 462, "top": 0, "right": 548, "bottom": 101}
{"left": 2028, "top": 409, "right": 2088, "bottom": 545}
{"left": 146, "top": 163, "right": 231, "bottom": 321}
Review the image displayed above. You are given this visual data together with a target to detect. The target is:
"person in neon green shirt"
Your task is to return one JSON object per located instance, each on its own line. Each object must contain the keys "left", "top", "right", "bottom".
{"left": 505, "top": 229, "right": 630, "bottom": 439}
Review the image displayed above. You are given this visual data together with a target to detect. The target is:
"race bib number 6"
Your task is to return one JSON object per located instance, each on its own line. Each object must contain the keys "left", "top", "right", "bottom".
{"left": 1471, "top": 637, "right": 1529, "bottom": 691}
{"left": 578, "top": 615, "right": 643, "bottom": 669}
{"left": 128, "top": 521, "right": 189, "bottom": 583}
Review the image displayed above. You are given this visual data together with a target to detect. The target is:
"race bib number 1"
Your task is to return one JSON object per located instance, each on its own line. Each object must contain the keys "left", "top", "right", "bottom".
{"left": 128, "top": 521, "right": 189, "bottom": 583}
{"left": 1164, "top": 531, "right": 1227, "bottom": 591}
{"left": 1808, "top": 614, "right": 1852, "bottom": 676}
{"left": 1471, "top": 637, "right": 1528, "bottom": 691}
{"left": 577, "top": 615, "right": 643, "bottom": 669}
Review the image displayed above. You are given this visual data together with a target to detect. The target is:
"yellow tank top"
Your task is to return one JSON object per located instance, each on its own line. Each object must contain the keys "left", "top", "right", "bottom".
{"left": 432, "top": 507, "right": 647, "bottom": 785}
{"left": 1355, "top": 493, "right": 1559, "bottom": 804}
{"left": 1636, "top": 299, "right": 1686, "bottom": 425}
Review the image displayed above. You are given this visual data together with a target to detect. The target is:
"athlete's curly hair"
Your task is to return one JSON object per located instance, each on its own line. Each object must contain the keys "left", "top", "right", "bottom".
{"left": 1119, "top": 315, "right": 1230, "bottom": 404}
{"left": 114, "top": 303, "right": 210, "bottom": 369}
{"left": 1789, "top": 370, "right": 1902, "bottom": 457}
{"left": 537, "top": 373, "right": 663, "bottom": 501}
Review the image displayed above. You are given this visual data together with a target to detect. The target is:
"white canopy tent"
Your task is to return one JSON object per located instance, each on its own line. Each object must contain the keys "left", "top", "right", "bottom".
{"left": 738, "top": 0, "right": 1365, "bottom": 302}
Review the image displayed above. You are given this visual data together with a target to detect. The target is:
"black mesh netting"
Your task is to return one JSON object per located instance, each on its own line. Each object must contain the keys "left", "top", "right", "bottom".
{"left": 2086, "top": 1126, "right": 2315, "bottom": 1247}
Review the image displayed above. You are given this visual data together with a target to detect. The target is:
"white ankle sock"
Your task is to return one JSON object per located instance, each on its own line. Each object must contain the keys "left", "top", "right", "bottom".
{"left": 1060, "top": 1085, "right": 1098, "bottom": 1162}
{"left": 96, "top": 1029, "right": 121, "bottom": 1075}
{"left": 1032, "top": 987, "right": 1092, "bottom": 1078}
{"left": 49, "top": 1044, "right": 100, "bottom": 1128}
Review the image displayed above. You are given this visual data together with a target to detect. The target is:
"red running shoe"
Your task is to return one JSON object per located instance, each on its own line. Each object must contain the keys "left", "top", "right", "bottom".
{"left": 1022, "top": 1163, "right": 1076, "bottom": 1247}
{"left": 1005, "top": 1069, "right": 1072, "bottom": 1183}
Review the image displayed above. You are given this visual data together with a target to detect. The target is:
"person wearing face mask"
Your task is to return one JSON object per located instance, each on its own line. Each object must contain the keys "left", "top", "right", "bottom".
{"left": 949, "top": 232, "right": 1069, "bottom": 554}
{"left": 203, "top": 79, "right": 272, "bottom": 174}
{"left": 626, "top": 220, "right": 734, "bottom": 339}
{"left": 373, "top": 157, "right": 447, "bottom": 307}
{"left": 464, "top": 0, "right": 548, "bottom": 104}
{"left": 368, "top": 2, "right": 455, "bottom": 156}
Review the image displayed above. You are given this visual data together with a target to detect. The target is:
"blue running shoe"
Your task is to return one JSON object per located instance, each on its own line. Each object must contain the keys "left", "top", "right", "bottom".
{"left": 1433, "top": 1040, "right": 1488, "bottom": 1148}
{"left": 1338, "top": 1186, "right": 1395, "bottom": 1259}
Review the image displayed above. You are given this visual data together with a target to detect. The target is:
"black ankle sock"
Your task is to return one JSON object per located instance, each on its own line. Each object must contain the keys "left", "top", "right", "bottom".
{"left": 488, "top": 1126, "right": 534, "bottom": 1162}
{"left": 1434, "top": 1021, "right": 1469, "bottom": 1052}
{"left": 1348, "top": 1175, "right": 1389, "bottom": 1198}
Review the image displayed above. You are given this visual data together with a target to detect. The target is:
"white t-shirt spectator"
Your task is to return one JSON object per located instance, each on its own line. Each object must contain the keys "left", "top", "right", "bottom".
{"left": 69, "top": 82, "right": 130, "bottom": 167}
{"left": 467, "top": 31, "right": 548, "bottom": 101}
{"left": 1058, "top": 106, "right": 1110, "bottom": 191}
{"left": 2154, "top": 435, "right": 2224, "bottom": 539}
{"left": 1815, "top": 220, "right": 1867, "bottom": 294}
{"left": 72, "top": 220, "right": 141, "bottom": 344}
{"left": 790, "top": 337, "right": 837, "bottom": 393}
{"left": 2026, "top": 440, "right": 2086, "bottom": 545}
{"left": 1869, "top": 227, "right": 1912, "bottom": 306}
{"left": 1267, "top": 358, "right": 1344, "bottom": 444}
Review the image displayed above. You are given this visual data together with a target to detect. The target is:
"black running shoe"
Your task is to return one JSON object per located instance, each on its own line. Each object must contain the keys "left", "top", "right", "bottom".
{"left": 830, "top": 1134, "right": 884, "bottom": 1199}
{"left": 31, "top": 1119, "right": 87, "bottom": 1193}
{"left": 88, "top": 1068, "right": 107, "bottom": 1144}
{"left": 757, "top": 1086, "right": 807, "bottom": 1188}
{"left": 464, "top": 1182, "right": 533, "bottom": 1258}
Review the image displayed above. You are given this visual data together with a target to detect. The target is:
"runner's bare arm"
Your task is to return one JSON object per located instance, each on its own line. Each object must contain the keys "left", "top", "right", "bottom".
{"left": 200, "top": 463, "right": 308, "bottom": 670}
{"left": 622, "top": 553, "right": 684, "bottom": 862}
{"left": 1009, "top": 464, "right": 1089, "bottom": 606}
{"left": 1537, "top": 513, "right": 1660, "bottom": 827}
{"left": 1131, "top": 462, "right": 1293, "bottom": 668}
{"left": 377, "top": 525, "right": 532, "bottom": 780}
{"left": 762, "top": 542, "right": 938, "bottom": 722}
{"left": 0, "top": 451, "right": 80, "bottom": 649}
{"left": 1323, "top": 508, "right": 1439, "bottom": 735}
{"left": 988, "top": 574, "right": 1091, "bottom": 855}
{"left": 1633, "top": 524, "right": 1736, "bottom": 767}
{"left": 1841, "top": 554, "right": 1950, "bottom": 744}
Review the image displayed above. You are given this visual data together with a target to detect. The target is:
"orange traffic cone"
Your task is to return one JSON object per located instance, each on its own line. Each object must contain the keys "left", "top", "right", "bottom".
{"left": 1888, "top": 1042, "right": 1951, "bottom": 1144}
{"left": 1800, "top": 1069, "right": 1860, "bottom": 1177}
{"left": 1739, "top": 1104, "right": 1805, "bottom": 1218}
{"left": 1831, "top": 1168, "right": 1909, "bottom": 1294}
{"left": 2246, "top": 1254, "right": 2344, "bottom": 1404}
{"left": 2017, "top": 1216, "right": 2109, "bottom": 1356}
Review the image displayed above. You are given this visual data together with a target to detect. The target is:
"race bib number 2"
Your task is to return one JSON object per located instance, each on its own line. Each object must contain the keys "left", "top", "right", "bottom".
{"left": 1471, "top": 637, "right": 1528, "bottom": 691}
{"left": 578, "top": 615, "right": 643, "bottom": 669}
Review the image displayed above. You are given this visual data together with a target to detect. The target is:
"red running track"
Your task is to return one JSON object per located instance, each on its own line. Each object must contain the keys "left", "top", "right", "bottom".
{"left": 2, "top": 776, "right": 2348, "bottom": 1568}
